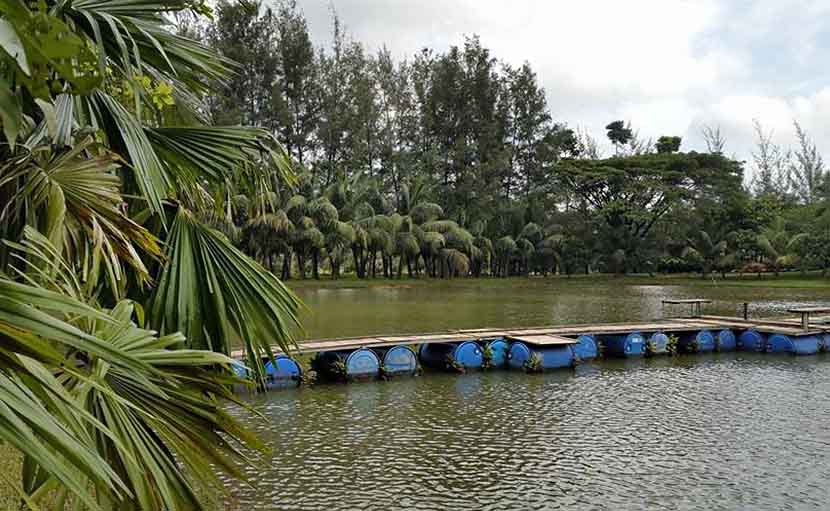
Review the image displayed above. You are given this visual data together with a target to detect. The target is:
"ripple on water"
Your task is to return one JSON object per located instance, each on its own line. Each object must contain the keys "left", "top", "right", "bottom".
{"left": 221, "top": 354, "right": 830, "bottom": 510}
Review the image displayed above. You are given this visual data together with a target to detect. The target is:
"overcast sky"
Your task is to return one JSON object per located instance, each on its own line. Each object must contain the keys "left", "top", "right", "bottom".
{"left": 295, "top": 0, "right": 830, "bottom": 171}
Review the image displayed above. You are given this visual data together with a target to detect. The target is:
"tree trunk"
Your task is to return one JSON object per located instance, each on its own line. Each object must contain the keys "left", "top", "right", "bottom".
{"left": 297, "top": 252, "right": 306, "bottom": 279}
{"left": 312, "top": 251, "right": 320, "bottom": 280}
{"left": 281, "top": 252, "right": 292, "bottom": 280}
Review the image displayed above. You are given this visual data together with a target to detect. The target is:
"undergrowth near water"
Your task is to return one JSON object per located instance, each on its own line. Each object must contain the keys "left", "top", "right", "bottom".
{"left": 481, "top": 344, "right": 494, "bottom": 370}
{"left": 524, "top": 352, "right": 544, "bottom": 373}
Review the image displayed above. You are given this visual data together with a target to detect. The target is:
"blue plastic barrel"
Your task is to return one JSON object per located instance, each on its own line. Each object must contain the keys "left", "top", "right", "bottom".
{"left": 646, "top": 332, "right": 670, "bottom": 356}
{"left": 344, "top": 348, "right": 381, "bottom": 380}
{"left": 601, "top": 332, "right": 646, "bottom": 357}
{"left": 377, "top": 345, "right": 418, "bottom": 377}
{"left": 766, "top": 334, "right": 795, "bottom": 353}
{"left": 822, "top": 335, "right": 830, "bottom": 352}
{"left": 418, "top": 341, "right": 483, "bottom": 371}
{"left": 573, "top": 334, "right": 599, "bottom": 361}
{"left": 738, "top": 330, "right": 765, "bottom": 352}
{"left": 679, "top": 330, "right": 716, "bottom": 353}
{"left": 507, "top": 341, "right": 574, "bottom": 371}
{"left": 716, "top": 330, "right": 737, "bottom": 352}
{"left": 485, "top": 338, "right": 510, "bottom": 368}
{"left": 453, "top": 341, "right": 484, "bottom": 369}
{"left": 792, "top": 336, "right": 820, "bottom": 355}
{"left": 264, "top": 355, "right": 303, "bottom": 389}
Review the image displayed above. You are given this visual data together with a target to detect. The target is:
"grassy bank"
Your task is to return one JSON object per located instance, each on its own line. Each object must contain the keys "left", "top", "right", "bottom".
{"left": 285, "top": 272, "right": 830, "bottom": 291}
{"left": 0, "top": 444, "right": 21, "bottom": 509}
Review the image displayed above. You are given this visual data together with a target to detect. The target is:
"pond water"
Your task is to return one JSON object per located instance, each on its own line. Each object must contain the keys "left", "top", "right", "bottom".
{"left": 224, "top": 278, "right": 830, "bottom": 510}
{"left": 293, "top": 277, "right": 830, "bottom": 339}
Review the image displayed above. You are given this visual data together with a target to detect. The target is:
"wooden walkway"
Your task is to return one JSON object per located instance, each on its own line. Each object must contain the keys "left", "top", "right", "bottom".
{"left": 230, "top": 315, "right": 830, "bottom": 358}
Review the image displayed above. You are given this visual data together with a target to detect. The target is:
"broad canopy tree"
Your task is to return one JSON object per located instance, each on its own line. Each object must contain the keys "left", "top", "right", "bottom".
{"left": 559, "top": 152, "right": 743, "bottom": 272}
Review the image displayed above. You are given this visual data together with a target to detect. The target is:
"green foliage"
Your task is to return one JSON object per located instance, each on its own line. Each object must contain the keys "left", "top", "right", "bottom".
{"left": 0, "top": 0, "right": 316, "bottom": 507}
{"left": 656, "top": 136, "right": 682, "bottom": 154}
{"left": 444, "top": 353, "right": 465, "bottom": 373}
{"left": 481, "top": 343, "right": 494, "bottom": 370}
{"left": 666, "top": 334, "right": 679, "bottom": 356}
{"left": 524, "top": 352, "right": 544, "bottom": 373}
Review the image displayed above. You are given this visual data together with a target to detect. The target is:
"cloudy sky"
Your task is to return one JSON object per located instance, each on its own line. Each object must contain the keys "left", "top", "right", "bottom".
{"left": 295, "top": 0, "right": 830, "bottom": 171}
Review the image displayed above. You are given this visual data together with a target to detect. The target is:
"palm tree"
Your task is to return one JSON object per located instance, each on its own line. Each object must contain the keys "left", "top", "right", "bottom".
{"left": 0, "top": 0, "right": 302, "bottom": 507}
{"left": 494, "top": 236, "right": 517, "bottom": 277}
{"left": 471, "top": 236, "right": 493, "bottom": 277}
{"left": 683, "top": 230, "right": 728, "bottom": 278}
{"left": 395, "top": 216, "right": 421, "bottom": 278}
{"left": 756, "top": 218, "right": 807, "bottom": 276}
{"left": 309, "top": 197, "right": 339, "bottom": 279}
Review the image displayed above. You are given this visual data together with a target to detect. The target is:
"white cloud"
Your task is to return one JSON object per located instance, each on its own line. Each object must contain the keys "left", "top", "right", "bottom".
{"left": 295, "top": 0, "right": 830, "bottom": 177}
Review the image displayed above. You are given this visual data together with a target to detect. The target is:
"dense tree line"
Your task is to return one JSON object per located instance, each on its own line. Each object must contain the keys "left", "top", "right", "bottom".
{"left": 199, "top": 1, "right": 830, "bottom": 279}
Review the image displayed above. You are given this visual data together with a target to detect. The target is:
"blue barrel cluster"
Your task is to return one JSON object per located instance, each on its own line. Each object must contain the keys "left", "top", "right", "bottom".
{"left": 598, "top": 329, "right": 740, "bottom": 357}
{"left": 236, "top": 327, "right": 829, "bottom": 391}
{"left": 736, "top": 330, "right": 823, "bottom": 355}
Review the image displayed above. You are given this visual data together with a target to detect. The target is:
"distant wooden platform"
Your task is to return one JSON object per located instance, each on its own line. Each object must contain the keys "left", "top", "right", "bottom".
{"left": 230, "top": 314, "right": 830, "bottom": 359}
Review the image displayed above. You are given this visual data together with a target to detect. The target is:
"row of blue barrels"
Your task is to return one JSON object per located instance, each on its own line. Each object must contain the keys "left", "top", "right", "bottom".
{"left": 602, "top": 329, "right": 737, "bottom": 356}
{"left": 600, "top": 329, "right": 830, "bottom": 357}
{"left": 736, "top": 330, "right": 830, "bottom": 355}
{"left": 419, "top": 335, "right": 600, "bottom": 372}
{"left": 237, "top": 330, "right": 830, "bottom": 389}
{"left": 234, "top": 345, "right": 422, "bottom": 389}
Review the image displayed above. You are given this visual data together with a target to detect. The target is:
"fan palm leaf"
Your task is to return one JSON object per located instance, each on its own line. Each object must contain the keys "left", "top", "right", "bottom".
{"left": 148, "top": 209, "right": 302, "bottom": 383}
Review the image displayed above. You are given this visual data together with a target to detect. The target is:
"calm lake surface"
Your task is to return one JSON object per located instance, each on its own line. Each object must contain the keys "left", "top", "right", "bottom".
{"left": 226, "top": 278, "right": 830, "bottom": 510}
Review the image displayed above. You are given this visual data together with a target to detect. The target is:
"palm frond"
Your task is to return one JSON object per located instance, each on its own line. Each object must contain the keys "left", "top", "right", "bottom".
{"left": 149, "top": 209, "right": 303, "bottom": 382}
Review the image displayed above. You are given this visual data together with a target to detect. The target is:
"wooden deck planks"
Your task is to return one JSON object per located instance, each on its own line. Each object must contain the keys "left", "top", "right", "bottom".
{"left": 507, "top": 334, "right": 576, "bottom": 346}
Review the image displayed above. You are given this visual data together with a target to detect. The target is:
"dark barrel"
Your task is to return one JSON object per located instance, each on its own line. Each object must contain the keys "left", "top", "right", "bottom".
{"left": 715, "top": 330, "right": 737, "bottom": 352}
{"left": 738, "top": 330, "right": 765, "bottom": 352}
{"left": 601, "top": 332, "right": 646, "bottom": 357}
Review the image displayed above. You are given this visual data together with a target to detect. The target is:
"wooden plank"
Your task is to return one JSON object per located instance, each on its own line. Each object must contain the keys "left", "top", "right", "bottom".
{"left": 693, "top": 316, "right": 826, "bottom": 335}
{"left": 508, "top": 334, "right": 577, "bottom": 346}
{"left": 787, "top": 307, "right": 830, "bottom": 313}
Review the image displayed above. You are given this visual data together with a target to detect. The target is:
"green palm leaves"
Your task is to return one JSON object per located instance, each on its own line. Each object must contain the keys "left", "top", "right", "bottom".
{"left": 149, "top": 209, "right": 302, "bottom": 382}
{"left": 1, "top": 0, "right": 303, "bottom": 508}
{"left": 1, "top": 277, "right": 261, "bottom": 510}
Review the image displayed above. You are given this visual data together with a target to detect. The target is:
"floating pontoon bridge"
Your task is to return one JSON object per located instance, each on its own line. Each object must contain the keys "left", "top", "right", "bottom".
{"left": 232, "top": 301, "right": 830, "bottom": 388}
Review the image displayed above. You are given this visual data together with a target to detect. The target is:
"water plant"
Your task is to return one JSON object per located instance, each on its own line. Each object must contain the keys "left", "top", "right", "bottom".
{"left": 666, "top": 334, "right": 680, "bottom": 356}
{"left": 481, "top": 343, "right": 495, "bottom": 370}
{"left": 310, "top": 353, "right": 348, "bottom": 381}
{"left": 445, "top": 354, "right": 466, "bottom": 373}
{"left": 685, "top": 337, "right": 701, "bottom": 354}
{"left": 645, "top": 339, "right": 659, "bottom": 358}
{"left": 524, "top": 352, "right": 544, "bottom": 373}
